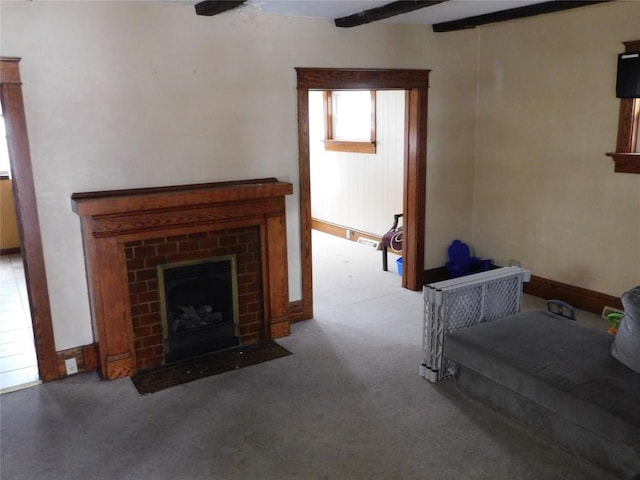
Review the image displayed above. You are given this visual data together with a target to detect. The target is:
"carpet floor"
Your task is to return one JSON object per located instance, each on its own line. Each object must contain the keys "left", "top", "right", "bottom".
{"left": 0, "top": 231, "right": 614, "bottom": 480}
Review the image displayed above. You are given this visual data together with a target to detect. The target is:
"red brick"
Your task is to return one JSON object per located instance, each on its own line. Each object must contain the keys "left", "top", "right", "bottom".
{"left": 138, "top": 291, "right": 158, "bottom": 304}
{"left": 128, "top": 282, "right": 147, "bottom": 294}
{"left": 232, "top": 244, "right": 249, "bottom": 255}
{"left": 178, "top": 240, "right": 200, "bottom": 252}
{"left": 135, "top": 245, "right": 157, "bottom": 258}
{"left": 144, "top": 256, "right": 167, "bottom": 268}
{"left": 220, "top": 235, "right": 240, "bottom": 247}
{"left": 141, "top": 335, "right": 162, "bottom": 348}
{"left": 238, "top": 272, "right": 260, "bottom": 285}
{"left": 239, "top": 292, "right": 260, "bottom": 304}
{"left": 189, "top": 231, "right": 209, "bottom": 240}
{"left": 136, "top": 346, "right": 156, "bottom": 360}
{"left": 131, "top": 303, "right": 149, "bottom": 316}
{"left": 167, "top": 253, "right": 192, "bottom": 264}
{"left": 127, "top": 259, "right": 145, "bottom": 271}
{"left": 143, "top": 237, "right": 165, "bottom": 245}
{"left": 136, "top": 268, "right": 156, "bottom": 282}
{"left": 157, "top": 243, "right": 178, "bottom": 255}
{"left": 167, "top": 234, "right": 188, "bottom": 242}
{"left": 125, "top": 225, "right": 268, "bottom": 368}
{"left": 239, "top": 231, "right": 258, "bottom": 243}
{"left": 198, "top": 237, "right": 220, "bottom": 250}
{"left": 135, "top": 325, "right": 153, "bottom": 338}
{"left": 139, "top": 313, "right": 160, "bottom": 326}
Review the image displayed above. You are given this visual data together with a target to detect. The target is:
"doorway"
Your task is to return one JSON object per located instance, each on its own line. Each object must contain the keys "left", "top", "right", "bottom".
{"left": 0, "top": 107, "right": 40, "bottom": 391}
{"left": 296, "top": 68, "right": 430, "bottom": 320}
{"left": 0, "top": 57, "right": 58, "bottom": 383}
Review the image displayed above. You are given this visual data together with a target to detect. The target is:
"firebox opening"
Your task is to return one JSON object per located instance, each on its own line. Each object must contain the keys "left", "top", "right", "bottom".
{"left": 158, "top": 255, "right": 239, "bottom": 364}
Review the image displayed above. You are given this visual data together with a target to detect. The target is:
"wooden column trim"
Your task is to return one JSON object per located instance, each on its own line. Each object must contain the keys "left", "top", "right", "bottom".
{"left": 1, "top": 57, "right": 58, "bottom": 382}
{"left": 403, "top": 88, "right": 427, "bottom": 289}
{"left": 266, "top": 213, "right": 290, "bottom": 336}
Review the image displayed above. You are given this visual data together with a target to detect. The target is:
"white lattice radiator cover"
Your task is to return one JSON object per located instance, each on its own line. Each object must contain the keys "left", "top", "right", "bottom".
{"left": 421, "top": 266, "right": 531, "bottom": 383}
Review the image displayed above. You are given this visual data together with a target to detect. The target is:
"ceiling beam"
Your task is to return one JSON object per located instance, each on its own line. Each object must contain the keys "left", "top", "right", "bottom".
{"left": 335, "top": 0, "right": 448, "bottom": 28}
{"left": 432, "top": 0, "right": 614, "bottom": 32}
{"left": 195, "top": 0, "right": 247, "bottom": 17}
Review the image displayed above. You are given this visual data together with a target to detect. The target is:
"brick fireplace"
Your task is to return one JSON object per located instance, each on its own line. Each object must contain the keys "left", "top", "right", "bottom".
{"left": 72, "top": 178, "right": 293, "bottom": 380}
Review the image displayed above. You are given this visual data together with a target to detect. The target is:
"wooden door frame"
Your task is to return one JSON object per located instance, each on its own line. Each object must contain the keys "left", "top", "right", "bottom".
{"left": 296, "top": 68, "right": 429, "bottom": 319}
{"left": 1, "top": 57, "right": 58, "bottom": 382}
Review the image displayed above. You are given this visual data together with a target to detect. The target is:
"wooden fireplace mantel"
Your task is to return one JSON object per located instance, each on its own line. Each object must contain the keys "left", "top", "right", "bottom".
{"left": 72, "top": 178, "right": 293, "bottom": 380}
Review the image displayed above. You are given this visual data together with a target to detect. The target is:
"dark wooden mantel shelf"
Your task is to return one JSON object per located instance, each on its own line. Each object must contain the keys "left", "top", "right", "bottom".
{"left": 72, "top": 178, "right": 294, "bottom": 380}
{"left": 72, "top": 177, "right": 293, "bottom": 217}
{"left": 605, "top": 153, "right": 640, "bottom": 174}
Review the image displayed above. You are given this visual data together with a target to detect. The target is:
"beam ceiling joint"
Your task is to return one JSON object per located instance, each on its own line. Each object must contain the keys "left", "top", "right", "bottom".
{"left": 335, "top": 0, "right": 447, "bottom": 28}
{"left": 195, "top": 0, "right": 247, "bottom": 17}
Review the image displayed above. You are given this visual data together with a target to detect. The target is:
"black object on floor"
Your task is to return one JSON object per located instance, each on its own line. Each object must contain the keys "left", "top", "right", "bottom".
{"left": 131, "top": 341, "right": 292, "bottom": 394}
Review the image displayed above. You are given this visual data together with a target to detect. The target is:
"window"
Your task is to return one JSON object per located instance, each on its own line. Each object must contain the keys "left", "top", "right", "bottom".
{"left": 323, "top": 90, "right": 376, "bottom": 154}
{"left": 607, "top": 40, "right": 640, "bottom": 174}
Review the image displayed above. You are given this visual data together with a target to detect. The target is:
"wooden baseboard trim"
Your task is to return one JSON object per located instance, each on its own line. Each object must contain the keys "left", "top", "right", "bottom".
{"left": 311, "top": 218, "right": 381, "bottom": 246}
{"left": 523, "top": 274, "right": 622, "bottom": 315}
{"left": 0, "top": 247, "right": 20, "bottom": 256}
{"left": 424, "top": 266, "right": 449, "bottom": 284}
{"left": 288, "top": 299, "right": 310, "bottom": 323}
{"left": 424, "top": 267, "right": 622, "bottom": 316}
{"left": 56, "top": 343, "right": 98, "bottom": 377}
{"left": 270, "top": 321, "right": 291, "bottom": 339}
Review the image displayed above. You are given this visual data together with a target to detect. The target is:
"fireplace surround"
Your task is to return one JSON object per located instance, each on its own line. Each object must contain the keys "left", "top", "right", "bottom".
{"left": 72, "top": 178, "right": 293, "bottom": 380}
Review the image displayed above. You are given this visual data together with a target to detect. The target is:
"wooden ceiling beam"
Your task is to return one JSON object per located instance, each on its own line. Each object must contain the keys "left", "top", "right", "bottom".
{"left": 195, "top": 0, "right": 247, "bottom": 17}
{"left": 433, "top": 0, "right": 614, "bottom": 32}
{"left": 335, "top": 0, "right": 448, "bottom": 28}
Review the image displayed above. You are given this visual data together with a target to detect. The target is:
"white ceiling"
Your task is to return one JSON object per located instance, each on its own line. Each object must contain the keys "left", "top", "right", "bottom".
{"left": 235, "top": 0, "right": 546, "bottom": 26}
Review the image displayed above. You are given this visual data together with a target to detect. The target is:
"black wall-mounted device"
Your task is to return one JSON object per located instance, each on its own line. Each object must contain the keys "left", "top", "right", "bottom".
{"left": 616, "top": 52, "right": 640, "bottom": 98}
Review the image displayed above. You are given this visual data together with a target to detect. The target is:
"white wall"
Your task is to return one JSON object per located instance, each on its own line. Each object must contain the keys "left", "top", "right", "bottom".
{"left": 1, "top": 1, "right": 478, "bottom": 350}
{"left": 310, "top": 90, "right": 405, "bottom": 236}
{"left": 472, "top": 1, "right": 640, "bottom": 296}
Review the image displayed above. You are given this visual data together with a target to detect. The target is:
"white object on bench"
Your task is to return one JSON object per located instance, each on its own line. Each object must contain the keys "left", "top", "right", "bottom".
{"left": 421, "top": 266, "right": 531, "bottom": 383}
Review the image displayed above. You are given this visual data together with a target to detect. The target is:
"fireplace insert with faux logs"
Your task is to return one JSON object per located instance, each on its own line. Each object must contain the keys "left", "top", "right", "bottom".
{"left": 158, "top": 255, "right": 239, "bottom": 364}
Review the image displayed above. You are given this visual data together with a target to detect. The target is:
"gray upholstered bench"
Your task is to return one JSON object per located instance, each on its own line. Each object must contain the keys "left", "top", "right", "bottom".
{"left": 444, "top": 310, "right": 640, "bottom": 479}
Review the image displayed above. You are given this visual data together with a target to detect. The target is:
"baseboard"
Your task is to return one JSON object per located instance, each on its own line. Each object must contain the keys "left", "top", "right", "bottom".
{"left": 424, "top": 267, "right": 622, "bottom": 316}
{"left": 56, "top": 343, "right": 98, "bottom": 377}
{"left": 423, "top": 266, "right": 449, "bottom": 284}
{"left": 523, "top": 275, "right": 622, "bottom": 315}
{"left": 0, "top": 247, "right": 20, "bottom": 256}
{"left": 289, "top": 299, "right": 310, "bottom": 323}
{"left": 270, "top": 321, "right": 291, "bottom": 339}
{"left": 311, "top": 218, "right": 381, "bottom": 246}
